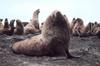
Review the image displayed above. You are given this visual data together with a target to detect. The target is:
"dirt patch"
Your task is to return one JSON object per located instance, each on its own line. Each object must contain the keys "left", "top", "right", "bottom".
{"left": 0, "top": 35, "right": 100, "bottom": 66}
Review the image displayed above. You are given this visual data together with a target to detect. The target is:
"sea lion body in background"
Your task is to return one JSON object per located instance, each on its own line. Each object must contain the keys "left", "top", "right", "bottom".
{"left": 0, "top": 19, "right": 3, "bottom": 28}
{"left": 11, "top": 10, "right": 74, "bottom": 58}
{"left": 3, "top": 18, "right": 9, "bottom": 29}
{"left": 14, "top": 20, "right": 24, "bottom": 35}
{"left": 0, "top": 18, "right": 9, "bottom": 34}
{"left": 82, "top": 22, "right": 94, "bottom": 37}
{"left": 72, "top": 18, "right": 85, "bottom": 36}
{"left": 24, "top": 9, "right": 40, "bottom": 34}
{"left": 1, "top": 19, "right": 15, "bottom": 35}
{"left": 95, "top": 24, "right": 100, "bottom": 33}
{"left": 92, "top": 23, "right": 100, "bottom": 35}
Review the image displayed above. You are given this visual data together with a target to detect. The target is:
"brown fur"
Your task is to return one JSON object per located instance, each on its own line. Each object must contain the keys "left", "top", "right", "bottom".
{"left": 0, "top": 19, "right": 3, "bottom": 28}
{"left": 72, "top": 18, "right": 85, "bottom": 36}
{"left": 11, "top": 10, "right": 74, "bottom": 58}
{"left": 1, "top": 19, "right": 15, "bottom": 35}
{"left": 95, "top": 23, "right": 100, "bottom": 39}
{"left": 92, "top": 22, "right": 98, "bottom": 35}
{"left": 92, "top": 23, "right": 100, "bottom": 35}
{"left": 24, "top": 9, "right": 40, "bottom": 34}
{"left": 4, "top": 18, "right": 9, "bottom": 28}
{"left": 63, "top": 15, "right": 71, "bottom": 35}
{"left": 14, "top": 19, "right": 24, "bottom": 35}
{"left": 0, "top": 18, "right": 9, "bottom": 35}
{"left": 82, "top": 22, "right": 94, "bottom": 36}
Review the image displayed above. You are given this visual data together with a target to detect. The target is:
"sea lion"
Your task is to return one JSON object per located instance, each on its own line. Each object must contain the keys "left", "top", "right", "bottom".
{"left": 92, "top": 23, "right": 100, "bottom": 36}
{"left": 2, "top": 19, "right": 15, "bottom": 35}
{"left": 3, "top": 18, "right": 9, "bottom": 28}
{"left": 82, "top": 22, "right": 94, "bottom": 37}
{"left": 72, "top": 18, "right": 85, "bottom": 36}
{"left": 24, "top": 9, "right": 40, "bottom": 34}
{"left": 11, "top": 10, "right": 74, "bottom": 58}
{"left": 0, "top": 19, "right": 3, "bottom": 28}
{"left": 14, "top": 19, "right": 24, "bottom": 35}
{"left": 0, "top": 18, "right": 9, "bottom": 35}
{"left": 96, "top": 24, "right": 100, "bottom": 37}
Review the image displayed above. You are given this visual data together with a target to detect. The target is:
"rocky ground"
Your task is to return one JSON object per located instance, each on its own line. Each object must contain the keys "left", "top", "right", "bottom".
{"left": 0, "top": 35, "right": 100, "bottom": 66}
